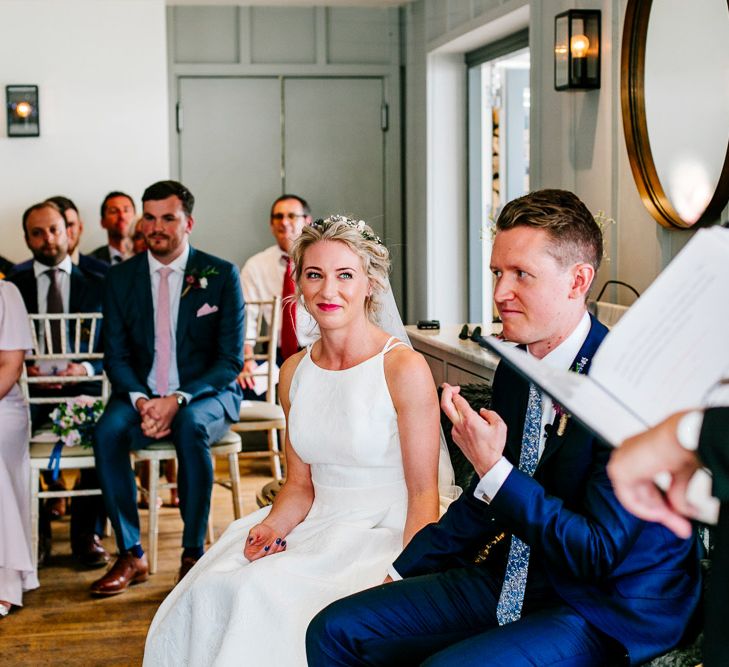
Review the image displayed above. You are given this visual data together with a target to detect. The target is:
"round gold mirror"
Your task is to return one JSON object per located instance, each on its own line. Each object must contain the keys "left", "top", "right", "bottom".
{"left": 621, "top": 0, "right": 729, "bottom": 228}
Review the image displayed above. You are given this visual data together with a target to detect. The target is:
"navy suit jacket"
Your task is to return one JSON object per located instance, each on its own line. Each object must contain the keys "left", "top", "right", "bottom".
{"left": 102, "top": 247, "right": 244, "bottom": 422}
{"left": 0, "top": 254, "right": 13, "bottom": 276}
{"left": 393, "top": 315, "right": 701, "bottom": 665}
{"left": 8, "top": 263, "right": 104, "bottom": 375}
{"left": 88, "top": 245, "right": 112, "bottom": 265}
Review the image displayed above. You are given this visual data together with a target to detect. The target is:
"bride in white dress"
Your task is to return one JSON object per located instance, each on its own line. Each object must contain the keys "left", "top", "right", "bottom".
{"left": 144, "top": 215, "right": 456, "bottom": 666}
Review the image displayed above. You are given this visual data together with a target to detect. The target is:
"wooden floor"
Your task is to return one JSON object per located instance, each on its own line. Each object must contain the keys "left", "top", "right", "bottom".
{"left": 1, "top": 461, "right": 272, "bottom": 666}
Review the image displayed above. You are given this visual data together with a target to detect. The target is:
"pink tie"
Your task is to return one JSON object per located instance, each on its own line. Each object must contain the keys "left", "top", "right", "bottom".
{"left": 155, "top": 267, "right": 173, "bottom": 396}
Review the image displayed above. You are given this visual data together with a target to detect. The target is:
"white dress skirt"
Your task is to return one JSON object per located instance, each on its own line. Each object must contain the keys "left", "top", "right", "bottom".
{"left": 0, "top": 280, "right": 38, "bottom": 606}
{"left": 144, "top": 338, "right": 433, "bottom": 666}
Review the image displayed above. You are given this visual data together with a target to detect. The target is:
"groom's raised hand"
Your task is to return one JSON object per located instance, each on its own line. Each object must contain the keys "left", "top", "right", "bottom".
{"left": 441, "top": 382, "right": 508, "bottom": 478}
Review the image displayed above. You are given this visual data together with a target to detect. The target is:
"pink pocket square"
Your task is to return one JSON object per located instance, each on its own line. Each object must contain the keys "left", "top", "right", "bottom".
{"left": 196, "top": 303, "right": 219, "bottom": 317}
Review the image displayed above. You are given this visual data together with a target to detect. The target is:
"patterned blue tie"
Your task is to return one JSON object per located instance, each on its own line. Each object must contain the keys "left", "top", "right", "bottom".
{"left": 495, "top": 382, "right": 542, "bottom": 625}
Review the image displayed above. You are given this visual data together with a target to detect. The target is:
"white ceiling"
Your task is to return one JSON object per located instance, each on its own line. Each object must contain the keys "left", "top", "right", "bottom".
{"left": 167, "top": 0, "right": 410, "bottom": 6}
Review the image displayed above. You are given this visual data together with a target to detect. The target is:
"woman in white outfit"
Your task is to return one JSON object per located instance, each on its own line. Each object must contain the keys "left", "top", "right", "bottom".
{"left": 144, "top": 216, "right": 456, "bottom": 665}
{"left": 0, "top": 279, "right": 37, "bottom": 617}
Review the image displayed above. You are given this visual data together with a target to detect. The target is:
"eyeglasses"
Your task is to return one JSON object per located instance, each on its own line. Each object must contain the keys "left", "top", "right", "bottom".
{"left": 271, "top": 213, "right": 306, "bottom": 222}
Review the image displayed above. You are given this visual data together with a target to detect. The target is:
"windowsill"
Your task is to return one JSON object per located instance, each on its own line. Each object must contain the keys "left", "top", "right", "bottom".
{"left": 405, "top": 324, "right": 501, "bottom": 387}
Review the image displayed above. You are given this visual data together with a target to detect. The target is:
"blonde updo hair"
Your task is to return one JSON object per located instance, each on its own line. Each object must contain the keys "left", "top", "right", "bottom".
{"left": 289, "top": 215, "right": 391, "bottom": 321}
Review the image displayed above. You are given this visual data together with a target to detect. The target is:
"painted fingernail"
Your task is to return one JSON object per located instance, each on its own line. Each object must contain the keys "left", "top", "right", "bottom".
{"left": 275, "top": 538, "right": 281, "bottom": 545}
{"left": 264, "top": 545, "right": 270, "bottom": 552}
{"left": 281, "top": 540, "right": 286, "bottom": 547}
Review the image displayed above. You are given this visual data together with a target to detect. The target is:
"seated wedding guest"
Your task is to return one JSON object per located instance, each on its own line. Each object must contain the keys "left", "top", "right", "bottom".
{"left": 237, "top": 194, "right": 318, "bottom": 393}
{"left": 89, "top": 191, "right": 136, "bottom": 265}
{"left": 90, "top": 180, "right": 244, "bottom": 595}
{"left": 14, "top": 196, "right": 108, "bottom": 277}
{"left": 9, "top": 201, "right": 109, "bottom": 568}
{"left": 143, "top": 215, "right": 457, "bottom": 666}
{"left": 128, "top": 215, "right": 177, "bottom": 507}
{"left": 0, "top": 280, "right": 38, "bottom": 618}
{"left": 608, "top": 409, "right": 729, "bottom": 667}
{"left": 307, "top": 190, "right": 701, "bottom": 667}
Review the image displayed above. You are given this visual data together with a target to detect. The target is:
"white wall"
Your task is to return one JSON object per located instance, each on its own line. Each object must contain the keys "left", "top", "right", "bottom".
{"left": 0, "top": 0, "right": 169, "bottom": 263}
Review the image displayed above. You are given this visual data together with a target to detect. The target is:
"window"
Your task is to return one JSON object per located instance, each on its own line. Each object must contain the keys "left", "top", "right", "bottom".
{"left": 467, "top": 31, "right": 530, "bottom": 323}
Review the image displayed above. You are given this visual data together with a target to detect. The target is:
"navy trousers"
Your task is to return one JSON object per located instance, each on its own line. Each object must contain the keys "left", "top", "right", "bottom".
{"left": 306, "top": 567, "right": 625, "bottom": 666}
{"left": 93, "top": 395, "right": 229, "bottom": 551}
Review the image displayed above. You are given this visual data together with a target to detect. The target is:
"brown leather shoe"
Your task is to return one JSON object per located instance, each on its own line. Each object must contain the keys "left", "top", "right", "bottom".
{"left": 37, "top": 533, "right": 52, "bottom": 567}
{"left": 46, "top": 496, "right": 67, "bottom": 520}
{"left": 90, "top": 552, "right": 149, "bottom": 596}
{"left": 73, "top": 534, "right": 111, "bottom": 568}
{"left": 177, "top": 556, "right": 198, "bottom": 582}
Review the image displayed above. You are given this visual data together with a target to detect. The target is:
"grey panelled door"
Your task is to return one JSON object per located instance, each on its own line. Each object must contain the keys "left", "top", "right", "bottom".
{"left": 178, "top": 77, "right": 281, "bottom": 266}
{"left": 283, "top": 78, "right": 385, "bottom": 237}
{"left": 177, "top": 76, "right": 386, "bottom": 270}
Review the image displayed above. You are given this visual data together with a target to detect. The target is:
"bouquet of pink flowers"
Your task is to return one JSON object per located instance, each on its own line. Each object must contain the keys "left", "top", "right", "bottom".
{"left": 50, "top": 395, "right": 105, "bottom": 448}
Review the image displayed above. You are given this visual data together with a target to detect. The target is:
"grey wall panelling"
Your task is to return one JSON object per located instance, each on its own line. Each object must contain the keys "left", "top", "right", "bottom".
{"left": 167, "top": 5, "right": 404, "bottom": 306}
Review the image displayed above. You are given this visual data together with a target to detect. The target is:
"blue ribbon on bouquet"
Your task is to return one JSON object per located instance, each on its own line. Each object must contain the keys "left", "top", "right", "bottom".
{"left": 47, "top": 441, "right": 64, "bottom": 482}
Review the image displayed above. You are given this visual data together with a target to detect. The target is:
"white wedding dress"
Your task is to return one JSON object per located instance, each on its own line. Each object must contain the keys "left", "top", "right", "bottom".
{"left": 144, "top": 337, "right": 452, "bottom": 666}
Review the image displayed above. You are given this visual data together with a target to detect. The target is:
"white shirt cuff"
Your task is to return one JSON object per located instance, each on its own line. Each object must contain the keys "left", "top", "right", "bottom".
{"left": 473, "top": 457, "right": 514, "bottom": 504}
{"left": 81, "top": 362, "right": 95, "bottom": 377}
{"left": 177, "top": 391, "right": 193, "bottom": 405}
{"left": 130, "top": 392, "right": 149, "bottom": 409}
{"left": 387, "top": 565, "right": 402, "bottom": 581}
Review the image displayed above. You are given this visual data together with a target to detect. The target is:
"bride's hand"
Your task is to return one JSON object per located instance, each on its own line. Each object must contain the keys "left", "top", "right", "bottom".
{"left": 243, "top": 523, "right": 287, "bottom": 561}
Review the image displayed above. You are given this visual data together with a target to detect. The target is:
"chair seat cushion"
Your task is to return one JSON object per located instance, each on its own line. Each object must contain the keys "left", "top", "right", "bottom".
{"left": 30, "top": 441, "right": 95, "bottom": 459}
{"left": 256, "top": 479, "right": 285, "bottom": 508}
{"left": 139, "top": 429, "right": 241, "bottom": 452}
{"left": 238, "top": 401, "right": 284, "bottom": 421}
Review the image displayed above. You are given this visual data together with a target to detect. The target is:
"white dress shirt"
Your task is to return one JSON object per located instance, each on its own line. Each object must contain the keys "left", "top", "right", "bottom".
{"left": 109, "top": 245, "right": 125, "bottom": 264}
{"left": 33, "top": 256, "right": 94, "bottom": 376}
{"left": 474, "top": 311, "right": 592, "bottom": 503}
{"left": 33, "top": 255, "right": 72, "bottom": 314}
{"left": 129, "top": 243, "right": 192, "bottom": 407}
{"left": 239, "top": 244, "right": 319, "bottom": 348}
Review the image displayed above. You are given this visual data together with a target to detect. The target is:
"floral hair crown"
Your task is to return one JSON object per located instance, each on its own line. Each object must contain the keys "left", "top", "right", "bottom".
{"left": 312, "top": 214, "right": 383, "bottom": 245}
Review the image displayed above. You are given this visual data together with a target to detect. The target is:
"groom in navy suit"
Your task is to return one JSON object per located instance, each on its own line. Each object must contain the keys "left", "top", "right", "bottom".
{"left": 90, "top": 180, "right": 244, "bottom": 595}
{"left": 307, "top": 190, "right": 701, "bottom": 665}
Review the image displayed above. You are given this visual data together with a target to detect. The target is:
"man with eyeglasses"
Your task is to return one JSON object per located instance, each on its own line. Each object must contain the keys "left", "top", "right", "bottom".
{"left": 237, "top": 194, "right": 318, "bottom": 392}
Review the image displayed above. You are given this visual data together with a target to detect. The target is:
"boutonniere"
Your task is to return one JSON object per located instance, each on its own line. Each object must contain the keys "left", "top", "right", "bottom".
{"left": 182, "top": 266, "right": 219, "bottom": 297}
{"left": 553, "top": 356, "right": 589, "bottom": 436}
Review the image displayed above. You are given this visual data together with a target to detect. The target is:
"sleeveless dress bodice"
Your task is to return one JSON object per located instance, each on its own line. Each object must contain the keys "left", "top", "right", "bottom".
{"left": 288, "top": 341, "right": 408, "bottom": 510}
{"left": 144, "top": 338, "right": 412, "bottom": 667}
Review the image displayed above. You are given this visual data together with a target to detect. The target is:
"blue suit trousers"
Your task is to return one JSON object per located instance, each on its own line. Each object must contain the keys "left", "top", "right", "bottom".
{"left": 93, "top": 395, "right": 229, "bottom": 551}
{"left": 306, "top": 567, "right": 625, "bottom": 666}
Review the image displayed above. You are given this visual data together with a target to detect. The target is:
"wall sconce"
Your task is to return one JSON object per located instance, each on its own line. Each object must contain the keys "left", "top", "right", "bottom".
{"left": 554, "top": 10, "right": 601, "bottom": 90}
{"left": 6, "top": 85, "right": 40, "bottom": 137}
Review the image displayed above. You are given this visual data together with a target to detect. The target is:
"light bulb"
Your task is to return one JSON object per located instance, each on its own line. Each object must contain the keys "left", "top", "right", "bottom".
{"left": 570, "top": 34, "right": 590, "bottom": 58}
{"left": 15, "top": 101, "right": 32, "bottom": 118}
